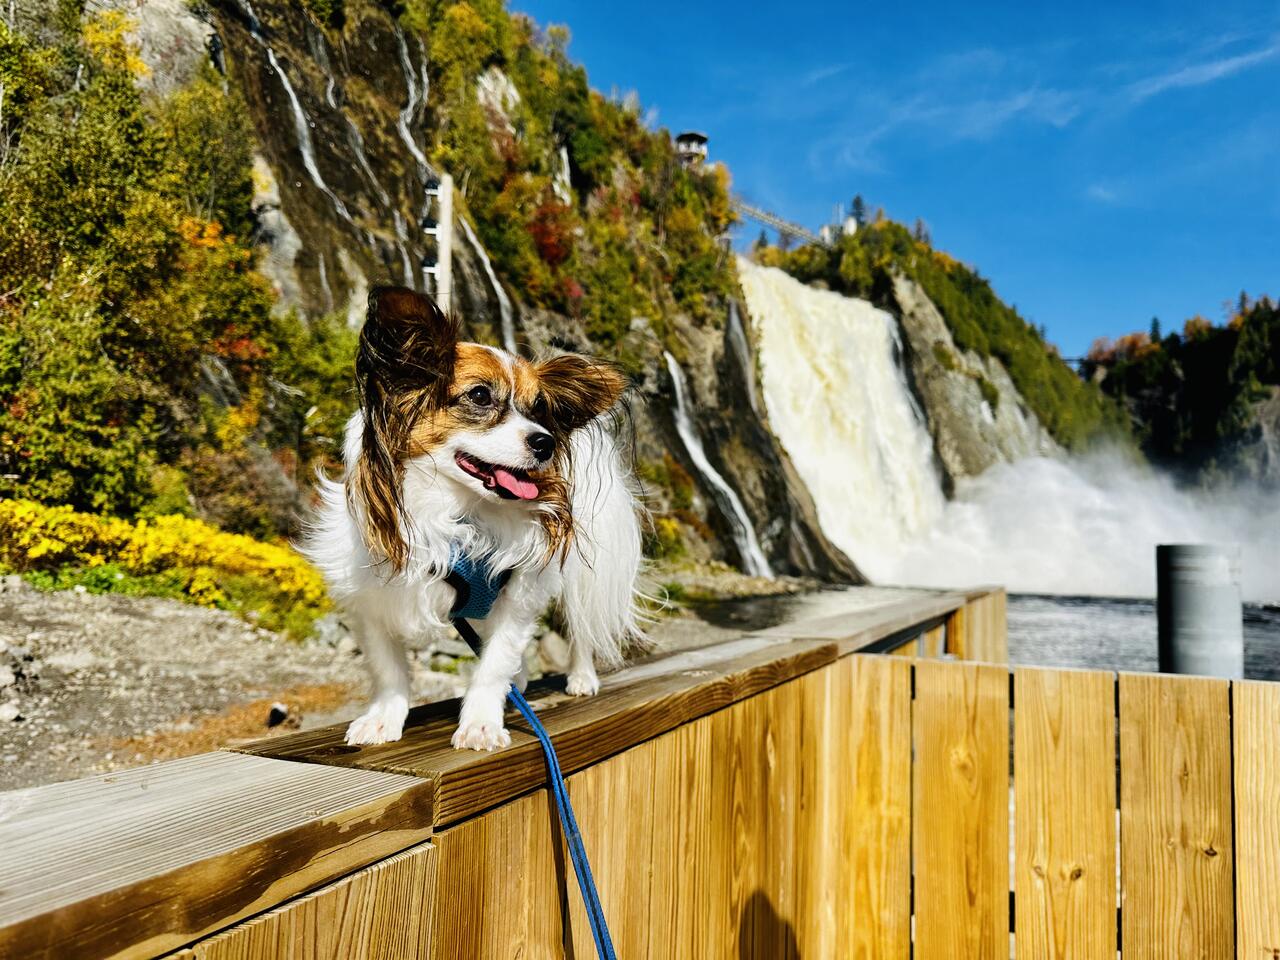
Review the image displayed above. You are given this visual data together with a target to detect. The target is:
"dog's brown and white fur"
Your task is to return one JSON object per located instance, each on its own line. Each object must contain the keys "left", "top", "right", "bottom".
{"left": 302, "top": 287, "right": 644, "bottom": 749}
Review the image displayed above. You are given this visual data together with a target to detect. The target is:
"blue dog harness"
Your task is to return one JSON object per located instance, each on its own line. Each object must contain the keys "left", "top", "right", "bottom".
{"left": 445, "top": 545, "right": 618, "bottom": 960}
{"left": 444, "top": 544, "right": 511, "bottom": 620}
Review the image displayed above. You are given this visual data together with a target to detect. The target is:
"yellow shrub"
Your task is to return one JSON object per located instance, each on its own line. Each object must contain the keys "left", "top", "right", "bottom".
{"left": 0, "top": 499, "right": 329, "bottom": 632}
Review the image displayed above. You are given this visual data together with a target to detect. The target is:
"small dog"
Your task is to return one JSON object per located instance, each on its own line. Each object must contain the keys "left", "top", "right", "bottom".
{"left": 302, "top": 287, "right": 644, "bottom": 749}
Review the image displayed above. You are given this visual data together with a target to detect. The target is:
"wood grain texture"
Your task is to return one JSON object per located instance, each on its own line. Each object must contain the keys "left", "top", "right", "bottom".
{"left": 949, "top": 589, "right": 1008, "bottom": 664}
{"left": 890, "top": 637, "right": 919, "bottom": 656}
{"left": 759, "top": 591, "right": 970, "bottom": 654}
{"left": 172, "top": 842, "right": 438, "bottom": 959}
{"left": 429, "top": 789, "right": 562, "bottom": 960}
{"left": 915, "top": 659, "right": 1010, "bottom": 960}
{"left": 564, "top": 738, "right": 659, "bottom": 956}
{"left": 1014, "top": 668, "right": 1116, "bottom": 959}
{"left": 1233, "top": 680, "right": 1280, "bottom": 960}
{"left": 842, "top": 655, "right": 912, "bottom": 960}
{"left": 922, "top": 624, "right": 945, "bottom": 658}
{"left": 648, "top": 716, "right": 715, "bottom": 958}
{"left": 1119, "top": 672, "right": 1234, "bottom": 960}
{"left": 242, "top": 638, "right": 837, "bottom": 827}
{"left": 0, "top": 752, "right": 432, "bottom": 960}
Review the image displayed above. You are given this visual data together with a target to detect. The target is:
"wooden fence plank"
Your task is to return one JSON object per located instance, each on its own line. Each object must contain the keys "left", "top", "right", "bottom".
{"left": 843, "top": 656, "right": 912, "bottom": 960}
{"left": 891, "top": 637, "right": 919, "bottom": 656}
{"left": 1014, "top": 667, "right": 1116, "bottom": 959}
{"left": 648, "top": 716, "right": 714, "bottom": 959}
{"left": 428, "top": 790, "right": 561, "bottom": 960}
{"left": 564, "top": 738, "right": 658, "bottom": 957}
{"left": 915, "top": 659, "right": 1010, "bottom": 959}
{"left": 0, "top": 753, "right": 432, "bottom": 960}
{"left": 1233, "top": 680, "right": 1280, "bottom": 960}
{"left": 175, "top": 842, "right": 437, "bottom": 960}
{"left": 922, "top": 624, "right": 945, "bottom": 658}
{"left": 1119, "top": 673, "right": 1233, "bottom": 959}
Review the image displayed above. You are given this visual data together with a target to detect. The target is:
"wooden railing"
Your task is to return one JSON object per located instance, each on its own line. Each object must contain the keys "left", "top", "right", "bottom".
{"left": 4, "top": 584, "right": 1274, "bottom": 958}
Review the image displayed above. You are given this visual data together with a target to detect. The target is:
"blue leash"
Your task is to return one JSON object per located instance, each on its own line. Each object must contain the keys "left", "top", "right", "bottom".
{"left": 452, "top": 616, "right": 618, "bottom": 960}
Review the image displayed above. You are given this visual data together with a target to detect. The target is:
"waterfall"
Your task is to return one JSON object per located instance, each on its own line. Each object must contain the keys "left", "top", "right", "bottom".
{"left": 737, "top": 257, "right": 944, "bottom": 580}
{"left": 237, "top": 1, "right": 353, "bottom": 226}
{"left": 663, "top": 351, "right": 774, "bottom": 579}
{"left": 345, "top": 118, "right": 391, "bottom": 209}
{"left": 393, "top": 26, "right": 431, "bottom": 181}
{"left": 738, "top": 257, "right": 1279, "bottom": 603}
{"left": 458, "top": 217, "right": 517, "bottom": 353}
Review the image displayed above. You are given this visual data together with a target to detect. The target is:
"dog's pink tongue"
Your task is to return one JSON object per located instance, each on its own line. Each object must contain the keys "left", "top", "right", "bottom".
{"left": 493, "top": 468, "right": 539, "bottom": 500}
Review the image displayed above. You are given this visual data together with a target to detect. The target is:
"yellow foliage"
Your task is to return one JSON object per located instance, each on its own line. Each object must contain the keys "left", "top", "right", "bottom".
{"left": 82, "top": 11, "right": 149, "bottom": 79}
{"left": 178, "top": 217, "right": 226, "bottom": 249}
{"left": 1183, "top": 315, "right": 1213, "bottom": 340}
{"left": 0, "top": 499, "right": 328, "bottom": 611}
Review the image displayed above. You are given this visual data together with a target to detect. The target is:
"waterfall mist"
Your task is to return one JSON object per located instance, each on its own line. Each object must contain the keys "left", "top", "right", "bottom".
{"left": 884, "top": 452, "right": 1279, "bottom": 603}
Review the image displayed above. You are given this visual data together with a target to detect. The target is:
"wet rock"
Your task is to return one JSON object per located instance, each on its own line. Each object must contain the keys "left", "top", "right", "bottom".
{"left": 889, "top": 274, "right": 1060, "bottom": 492}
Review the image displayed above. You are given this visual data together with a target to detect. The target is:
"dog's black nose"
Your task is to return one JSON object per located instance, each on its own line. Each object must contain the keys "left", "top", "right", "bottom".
{"left": 527, "top": 432, "right": 555, "bottom": 461}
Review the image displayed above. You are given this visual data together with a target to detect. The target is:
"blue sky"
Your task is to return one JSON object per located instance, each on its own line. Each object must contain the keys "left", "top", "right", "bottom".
{"left": 515, "top": 1, "right": 1279, "bottom": 356}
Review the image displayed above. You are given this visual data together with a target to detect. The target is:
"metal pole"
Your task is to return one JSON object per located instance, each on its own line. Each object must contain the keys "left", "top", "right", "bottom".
{"left": 1156, "top": 544, "right": 1243, "bottom": 678}
{"left": 436, "top": 173, "right": 453, "bottom": 313}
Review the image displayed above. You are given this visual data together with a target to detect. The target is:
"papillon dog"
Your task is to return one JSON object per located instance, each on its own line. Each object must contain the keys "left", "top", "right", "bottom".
{"left": 302, "top": 287, "right": 644, "bottom": 749}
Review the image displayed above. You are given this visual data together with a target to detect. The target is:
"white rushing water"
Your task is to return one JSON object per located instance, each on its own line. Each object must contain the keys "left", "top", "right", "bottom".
{"left": 393, "top": 26, "right": 432, "bottom": 181}
{"left": 663, "top": 351, "right": 774, "bottom": 579}
{"left": 883, "top": 452, "right": 1280, "bottom": 603}
{"left": 738, "top": 256, "right": 1279, "bottom": 603}
{"left": 459, "top": 217, "right": 518, "bottom": 354}
{"left": 237, "top": 1, "right": 352, "bottom": 226}
{"left": 738, "top": 258, "right": 944, "bottom": 580}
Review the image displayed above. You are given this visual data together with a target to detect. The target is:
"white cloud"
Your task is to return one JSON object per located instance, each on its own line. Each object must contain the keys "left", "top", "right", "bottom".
{"left": 1127, "top": 41, "right": 1280, "bottom": 103}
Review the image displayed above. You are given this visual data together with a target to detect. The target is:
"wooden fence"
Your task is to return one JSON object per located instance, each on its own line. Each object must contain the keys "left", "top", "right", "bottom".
{"left": 2, "top": 585, "right": 1277, "bottom": 959}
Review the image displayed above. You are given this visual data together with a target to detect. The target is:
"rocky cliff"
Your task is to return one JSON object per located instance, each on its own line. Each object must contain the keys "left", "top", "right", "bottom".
{"left": 889, "top": 275, "right": 1060, "bottom": 493}
{"left": 124, "top": 0, "right": 857, "bottom": 581}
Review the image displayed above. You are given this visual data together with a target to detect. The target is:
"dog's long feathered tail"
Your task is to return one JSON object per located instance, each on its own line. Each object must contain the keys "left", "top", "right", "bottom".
{"left": 560, "top": 423, "right": 646, "bottom": 668}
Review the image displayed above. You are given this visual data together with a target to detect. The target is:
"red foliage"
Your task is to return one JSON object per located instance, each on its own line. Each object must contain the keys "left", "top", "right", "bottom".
{"left": 212, "top": 326, "right": 268, "bottom": 362}
{"left": 529, "top": 202, "right": 574, "bottom": 266}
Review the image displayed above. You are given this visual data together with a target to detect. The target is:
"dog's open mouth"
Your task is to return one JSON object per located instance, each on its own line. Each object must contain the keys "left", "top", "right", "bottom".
{"left": 455, "top": 452, "right": 540, "bottom": 500}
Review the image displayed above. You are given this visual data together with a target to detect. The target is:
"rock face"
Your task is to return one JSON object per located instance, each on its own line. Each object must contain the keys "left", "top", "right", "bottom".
{"left": 119, "top": 0, "right": 858, "bottom": 581}
{"left": 1227, "top": 387, "right": 1280, "bottom": 490}
{"left": 890, "top": 275, "right": 1059, "bottom": 492}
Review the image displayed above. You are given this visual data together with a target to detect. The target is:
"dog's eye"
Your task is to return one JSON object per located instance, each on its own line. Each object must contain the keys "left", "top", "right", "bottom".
{"left": 467, "top": 385, "right": 493, "bottom": 407}
{"left": 532, "top": 396, "right": 548, "bottom": 420}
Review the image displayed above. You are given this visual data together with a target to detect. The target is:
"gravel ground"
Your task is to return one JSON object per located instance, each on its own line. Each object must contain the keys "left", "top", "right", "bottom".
{"left": 0, "top": 567, "right": 784, "bottom": 791}
{"left": 0, "top": 577, "right": 463, "bottom": 790}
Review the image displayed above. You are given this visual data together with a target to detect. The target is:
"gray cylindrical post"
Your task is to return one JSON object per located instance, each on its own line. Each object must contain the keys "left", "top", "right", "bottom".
{"left": 1156, "top": 544, "right": 1244, "bottom": 678}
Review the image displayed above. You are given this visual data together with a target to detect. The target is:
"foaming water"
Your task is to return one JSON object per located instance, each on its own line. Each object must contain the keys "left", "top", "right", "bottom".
{"left": 885, "top": 452, "right": 1280, "bottom": 603}
{"left": 663, "top": 352, "right": 773, "bottom": 579}
{"left": 738, "top": 257, "right": 945, "bottom": 579}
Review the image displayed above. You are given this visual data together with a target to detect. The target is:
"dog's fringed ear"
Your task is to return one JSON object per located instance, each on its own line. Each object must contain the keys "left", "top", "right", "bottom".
{"left": 536, "top": 355, "right": 628, "bottom": 432}
{"left": 350, "top": 287, "right": 459, "bottom": 573}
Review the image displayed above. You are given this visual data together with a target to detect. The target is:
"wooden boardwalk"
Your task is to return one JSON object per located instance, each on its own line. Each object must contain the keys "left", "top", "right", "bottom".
{"left": 1, "top": 585, "right": 1277, "bottom": 958}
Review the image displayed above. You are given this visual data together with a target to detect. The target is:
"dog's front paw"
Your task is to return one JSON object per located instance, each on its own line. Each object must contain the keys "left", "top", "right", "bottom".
{"left": 566, "top": 670, "right": 600, "bottom": 697}
{"left": 451, "top": 720, "right": 511, "bottom": 752}
{"left": 344, "top": 696, "right": 409, "bottom": 746}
